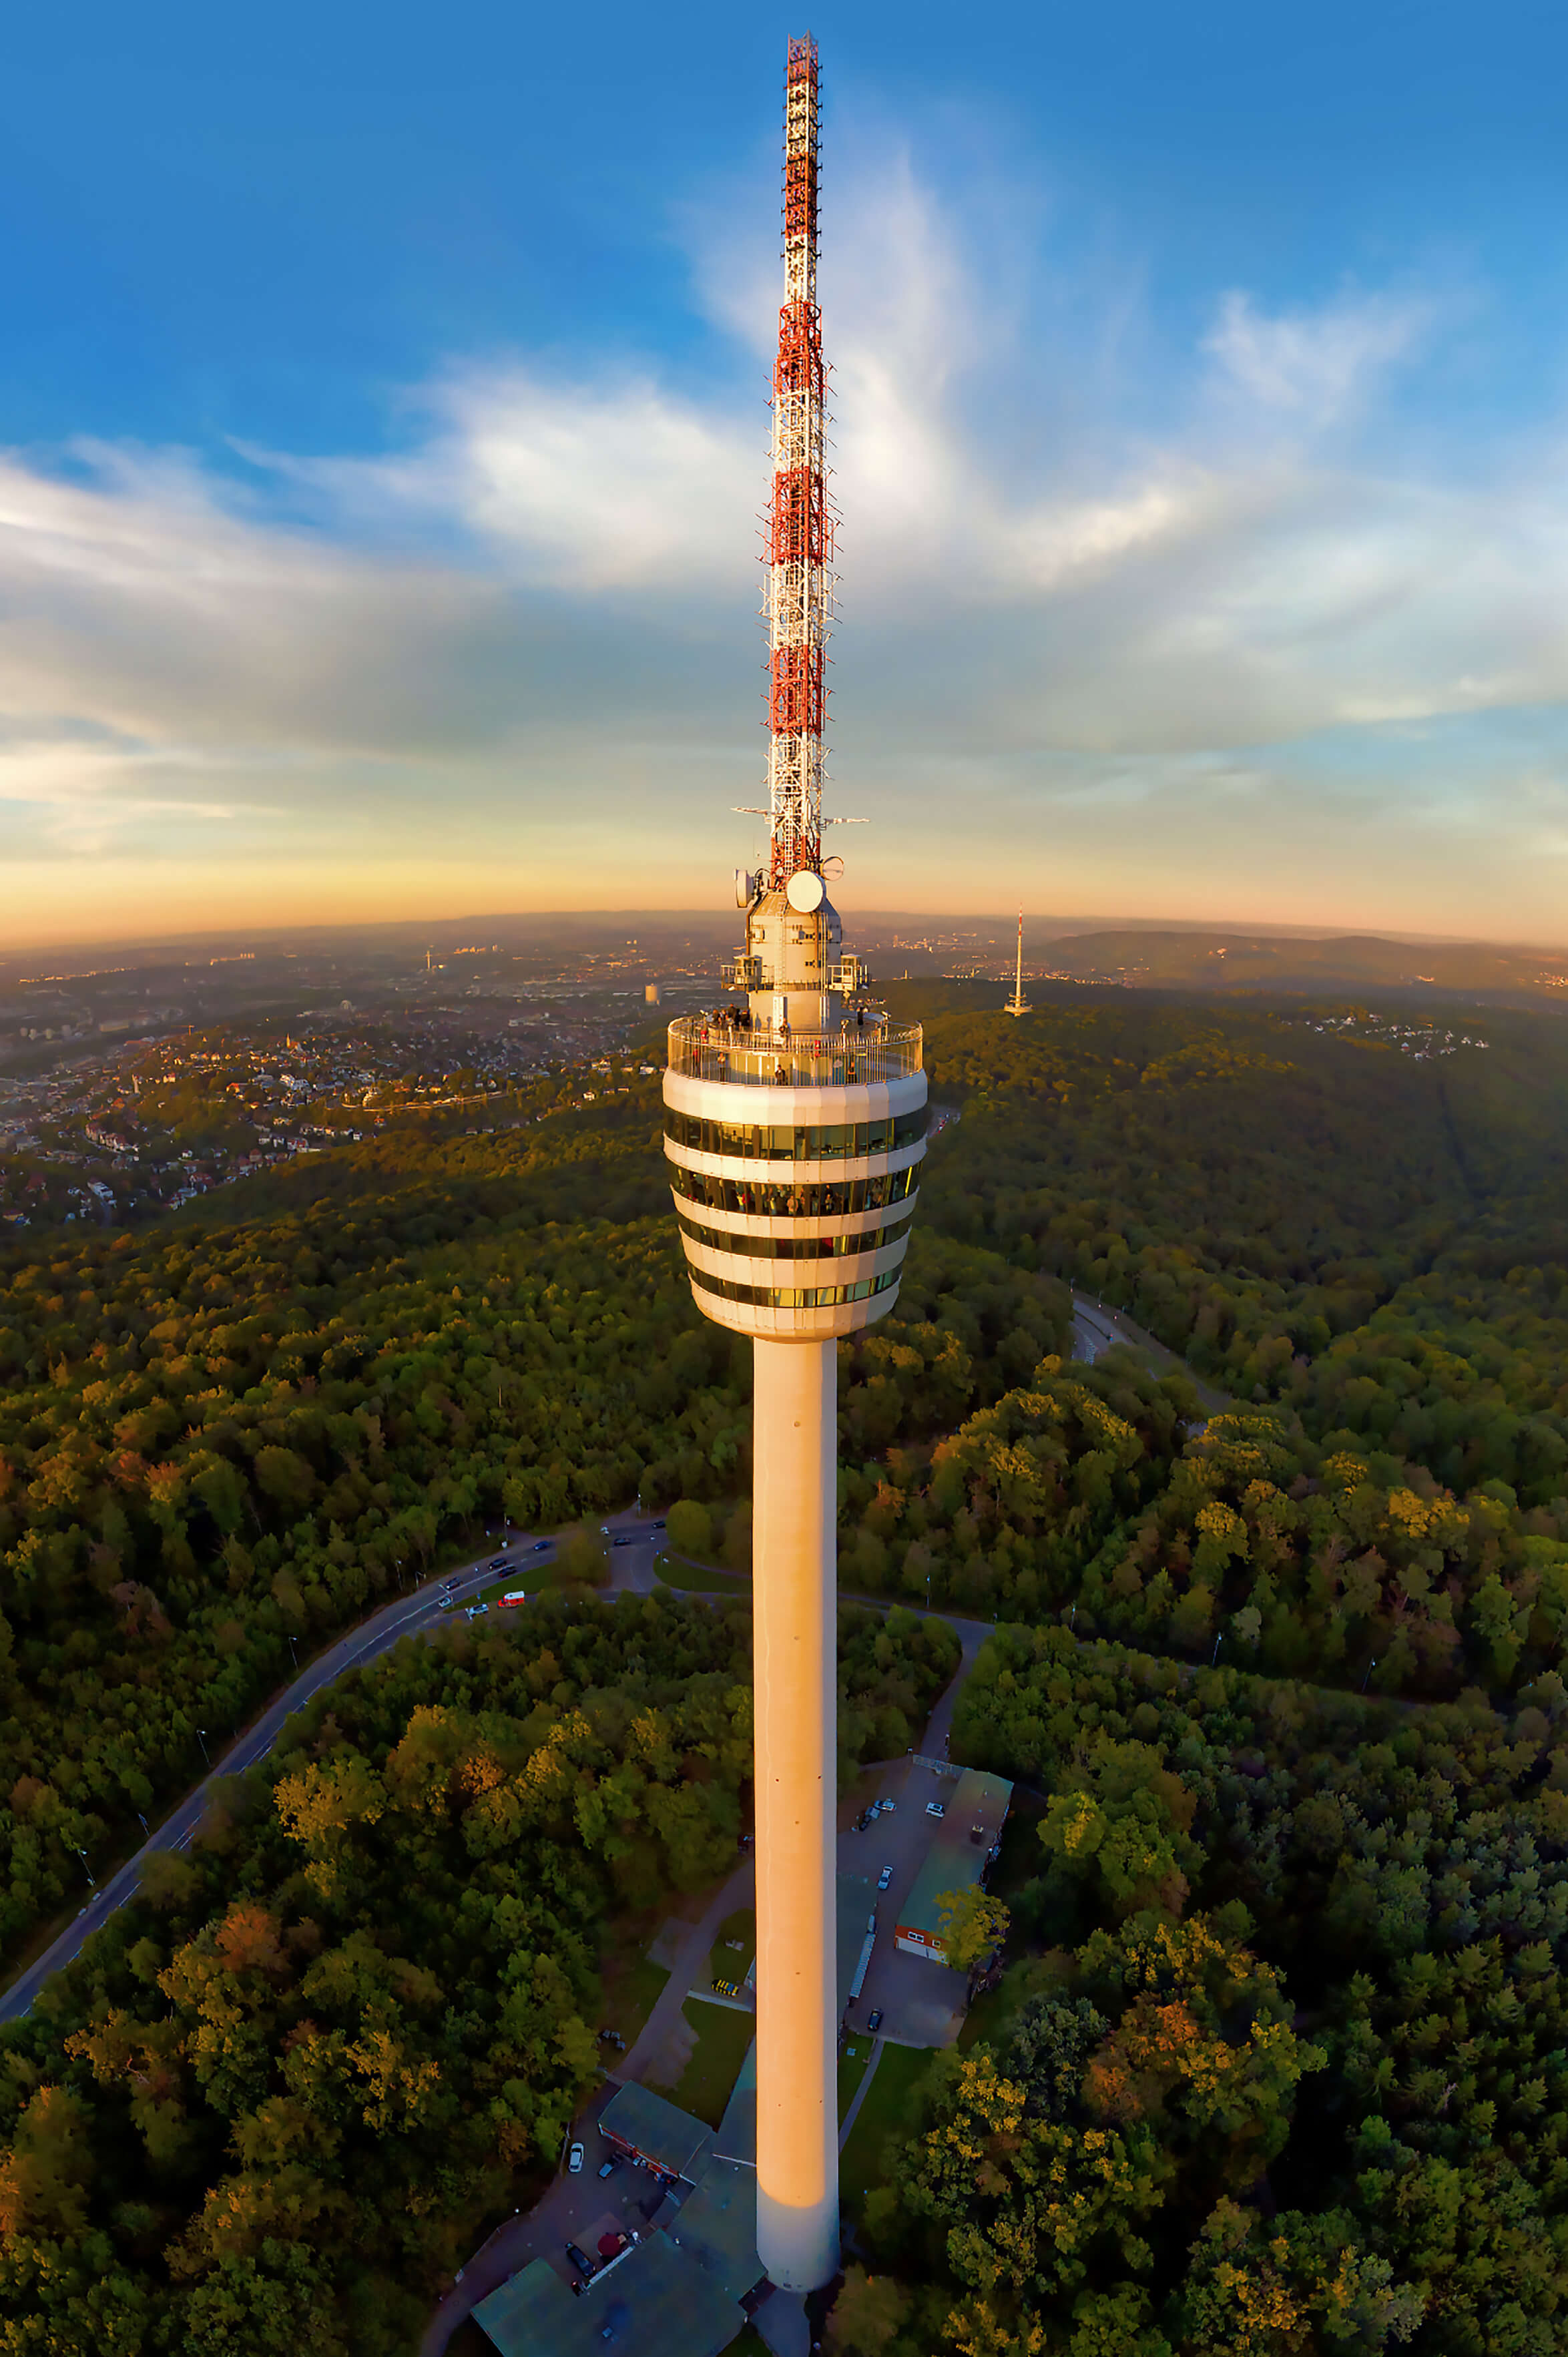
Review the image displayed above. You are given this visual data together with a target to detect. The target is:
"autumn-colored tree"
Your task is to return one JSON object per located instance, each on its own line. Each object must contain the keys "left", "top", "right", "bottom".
{"left": 933, "top": 1887, "right": 1011, "bottom": 1973}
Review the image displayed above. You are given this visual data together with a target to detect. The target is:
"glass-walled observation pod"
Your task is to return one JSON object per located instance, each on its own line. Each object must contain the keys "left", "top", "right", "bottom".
{"left": 662, "top": 1016, "right": 927, "bottom": 1341}
{"left": 666, "top": 1015, "right": 923, "bottom": 1091}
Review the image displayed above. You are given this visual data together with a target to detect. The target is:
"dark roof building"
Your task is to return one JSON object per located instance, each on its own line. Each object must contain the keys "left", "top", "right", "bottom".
{"left": 473, "top": 2244, "right": 742, "bottom": 2357}
{"left": 664, "top": 2156, "right": 765, "bottom": 2303}
{"left": 598, "top": 2083, "right": 713, "bottom": 2183}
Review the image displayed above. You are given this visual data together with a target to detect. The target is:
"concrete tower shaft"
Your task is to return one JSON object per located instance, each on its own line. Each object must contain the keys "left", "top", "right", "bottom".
{"left": 660, "top": 36, "right": 927, "bottom": 2296}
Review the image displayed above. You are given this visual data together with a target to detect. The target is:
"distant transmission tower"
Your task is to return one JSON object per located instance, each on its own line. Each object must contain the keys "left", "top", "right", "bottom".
{"left": 1005, "top": 908, "right": 1032, "bottom": 1016}
{"left": 662, "top": 35, "right": 928, "bottom": 2294}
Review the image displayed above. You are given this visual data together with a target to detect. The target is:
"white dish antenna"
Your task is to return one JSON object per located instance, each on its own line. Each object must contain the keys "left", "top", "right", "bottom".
{"left": 785, "top": 870, "right": 826, "bottom": 913}
{"left": 735, "top": 868, "right": 759, "bottom": 907}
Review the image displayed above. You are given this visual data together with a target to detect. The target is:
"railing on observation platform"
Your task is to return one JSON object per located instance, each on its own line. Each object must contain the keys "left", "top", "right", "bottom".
{"left": 666, "top": 1015, "right": 923, "bottom": 1089}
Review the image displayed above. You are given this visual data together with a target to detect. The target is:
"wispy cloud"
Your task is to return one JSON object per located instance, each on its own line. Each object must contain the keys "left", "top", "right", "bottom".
{"left": 2, "top": 123, "right": 1567, "bottom": 940}
{"left": 1204, "top": 287, "right": 1433, "bottom": 422}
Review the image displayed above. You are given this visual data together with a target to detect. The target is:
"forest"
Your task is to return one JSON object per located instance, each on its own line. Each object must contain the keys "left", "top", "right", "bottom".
{"left": 0, "top": 1592, "right": 957, "bottom": 2353}
{"left": 0, "top": 1091, "right": 1055, "bottom": 1971}
{"left": 7, "top": 981, "right": 1568, "bottom": 2348}
{"left": 830, "top": 1625, "right": 1568, "bottom": 2356}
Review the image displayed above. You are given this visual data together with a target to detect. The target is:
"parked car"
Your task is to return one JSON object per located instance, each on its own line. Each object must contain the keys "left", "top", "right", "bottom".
{"left": 880, "top": 1798, "right": 896, "bottom": 1813}
{"left": 437, "top": 1595, "right": 457, "bottom": 1611}
{"left": 597, "top": 2157, "right": 618, "bottom": 2179}
{"left": 867, "top": 2008, "right": 884, "bottom": 2033}
{"left": 878, "top": 1866, "right": 893, "bottom": 1891}
{"left": 567, "top": 2143, "right": 584, "bottom": 2175}
{"left": 925, "top": 1802, "right": 945, "bottom": 1818}
{"left": 565, "top": 2242, "right": 595, "bottom": 2275}
{"left": 465, "top": 1603, "right": 488, "bottom": 1619}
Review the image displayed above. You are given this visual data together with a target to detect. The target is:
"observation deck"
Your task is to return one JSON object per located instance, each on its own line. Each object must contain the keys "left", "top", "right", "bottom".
{"left": 666, "top": 1015, "right": 922, "bottom": 1089}
{"left": 663, "top": 1013, "right": 927, "bottom": 1340}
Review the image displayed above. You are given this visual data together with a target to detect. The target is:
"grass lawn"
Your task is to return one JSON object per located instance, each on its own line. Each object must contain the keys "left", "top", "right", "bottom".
{"left": 837, "top": 2037, "right": 874, "bottom": 2121}
{"left": 726, "top": 2329, "right": 771, "bottom": 2357}
{"left": 656, "top": 1553, "right": 750, "bottom": 1594}
{"left": 838, "top": 2043, "right": 933, "bottom": 2229}
{"left": 598, "top": 1953, "right": 671, "bottom": 2052}
{"left": 653, "top": 1999, "right": 756, "bottom": 2129}
{"left": 707, "top": 1906, "right": 756, "bottom": 1989}
{"left": 473, "top": 1561, "right": 570, "bottom": 1609}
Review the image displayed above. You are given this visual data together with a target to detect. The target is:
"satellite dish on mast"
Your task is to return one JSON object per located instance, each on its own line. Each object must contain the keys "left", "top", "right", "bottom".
{"left": 785, "top": 870, "right": 826, "bottom": 913}
{"left": 822, "top": 856, "right": 844, "bottom": 880}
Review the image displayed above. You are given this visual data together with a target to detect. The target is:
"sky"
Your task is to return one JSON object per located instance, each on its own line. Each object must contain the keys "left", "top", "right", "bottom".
{"left": 6, "top": 0, "right": 1568, "bottom": 950}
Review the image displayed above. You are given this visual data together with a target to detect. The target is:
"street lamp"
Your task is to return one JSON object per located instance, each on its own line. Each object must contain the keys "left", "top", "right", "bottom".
{"left": 75, "top": 1846, "right": 95, "bottom": 1888}
{"left": 197, "top": 1728, "right": 210, "bottom": 1766}
{"left": 1211, "top": 1632, "right": 1224, "bottom": 1667}
{"left": 1361, "top": 1657, "right": 1378, "bottom": 1693}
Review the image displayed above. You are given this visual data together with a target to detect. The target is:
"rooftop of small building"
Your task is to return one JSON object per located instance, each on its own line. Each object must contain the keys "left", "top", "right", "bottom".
{"left": 472, "top": 2244, "right": 743, "bottom": 2357}
{"left": 664, "top": 2157, "right": 765, "bottom": 2304}
{"left": 896, "top": 1766, "right": 1015, "bottom": 1938}
{"left": 598, "top": 2083, "right": 714, "bottom": 2183}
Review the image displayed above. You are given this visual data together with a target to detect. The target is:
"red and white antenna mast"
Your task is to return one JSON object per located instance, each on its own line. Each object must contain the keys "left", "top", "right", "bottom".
{"left": 766, "top": 34, "right": 832, "bottom": 887}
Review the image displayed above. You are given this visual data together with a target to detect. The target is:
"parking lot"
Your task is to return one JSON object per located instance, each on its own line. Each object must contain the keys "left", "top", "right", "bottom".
{"left": 838, "top": 1754, "right": 973, "bottom": 2049}
{"left": 461, "top": 2090, "right": 696, "bottom": 2297}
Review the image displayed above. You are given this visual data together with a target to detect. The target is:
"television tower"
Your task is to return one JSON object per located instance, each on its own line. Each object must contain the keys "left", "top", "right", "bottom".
{"left": 1005, "top": 908, "right": 1031, "bottom": 1016}
{"left": 662, "top": 35, "right": 927, "bottom": 2294}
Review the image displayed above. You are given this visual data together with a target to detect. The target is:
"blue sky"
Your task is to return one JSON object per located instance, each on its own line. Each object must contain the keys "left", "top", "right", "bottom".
{"left": 6, "top": 0, "right": 1568, "bottom": 946}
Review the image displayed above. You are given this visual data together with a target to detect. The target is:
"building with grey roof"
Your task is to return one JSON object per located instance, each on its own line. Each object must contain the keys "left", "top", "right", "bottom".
{"left": 893, "top": 1768, "right": 1013, "bottom": 1963}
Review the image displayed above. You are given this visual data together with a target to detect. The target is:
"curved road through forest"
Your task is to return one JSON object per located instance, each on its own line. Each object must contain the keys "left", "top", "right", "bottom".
{"left": 0, "top": 1539, "right": 565, "bottom": 2021}
{"left": 0, "top": 1284, "right": 1186, "bottom": 2023}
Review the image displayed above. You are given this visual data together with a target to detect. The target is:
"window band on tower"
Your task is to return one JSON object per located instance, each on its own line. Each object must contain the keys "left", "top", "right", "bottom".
{"left": 676, "top": 1208, "right": 915, "bottom": 1261}
{"left": 687, "top": 1266, "right": 902, "bottom": 1312}
{"left": 663, "top": 1106, "right": 928, "bottom": 1161}
{"left": 667, "top": 1163, "right": 920, "bottom": 1218}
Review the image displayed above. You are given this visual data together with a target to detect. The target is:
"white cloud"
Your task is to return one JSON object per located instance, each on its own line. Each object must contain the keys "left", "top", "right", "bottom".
{"left": 4, "top": 132, "right": 1568, "bottom": 930}
{"left": 1204, "top": 288, "right": 1432, "bottom": 421}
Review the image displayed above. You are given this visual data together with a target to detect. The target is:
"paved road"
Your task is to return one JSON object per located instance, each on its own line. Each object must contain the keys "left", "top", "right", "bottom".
{"left": 1070, "top": 1287, "right": 1232, "bottom": 1413}
{"left": 0, "top": 1531, "right": 582, "bottom": 2022}
{"left": 0, "top": 1511, "right": 685, "bottom": 2023}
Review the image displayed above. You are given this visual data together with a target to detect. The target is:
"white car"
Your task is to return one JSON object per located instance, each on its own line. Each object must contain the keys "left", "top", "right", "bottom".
{"left": 925, "top": 1802, "right": 945, "bottom": 1818}
{"left": 567, "top": 2142, "right": 584, "bottom": 2175}
{"left": 880, "top": 1798, "right": 896, "bottom": 1813}
{"left": 878, "top": 1865, "right": 893, "bottom": 1891}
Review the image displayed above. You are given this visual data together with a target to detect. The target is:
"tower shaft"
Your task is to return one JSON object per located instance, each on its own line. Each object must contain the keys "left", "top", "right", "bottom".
{"left": 752, "top": 1336, "right": 838, "bottom": 2285}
